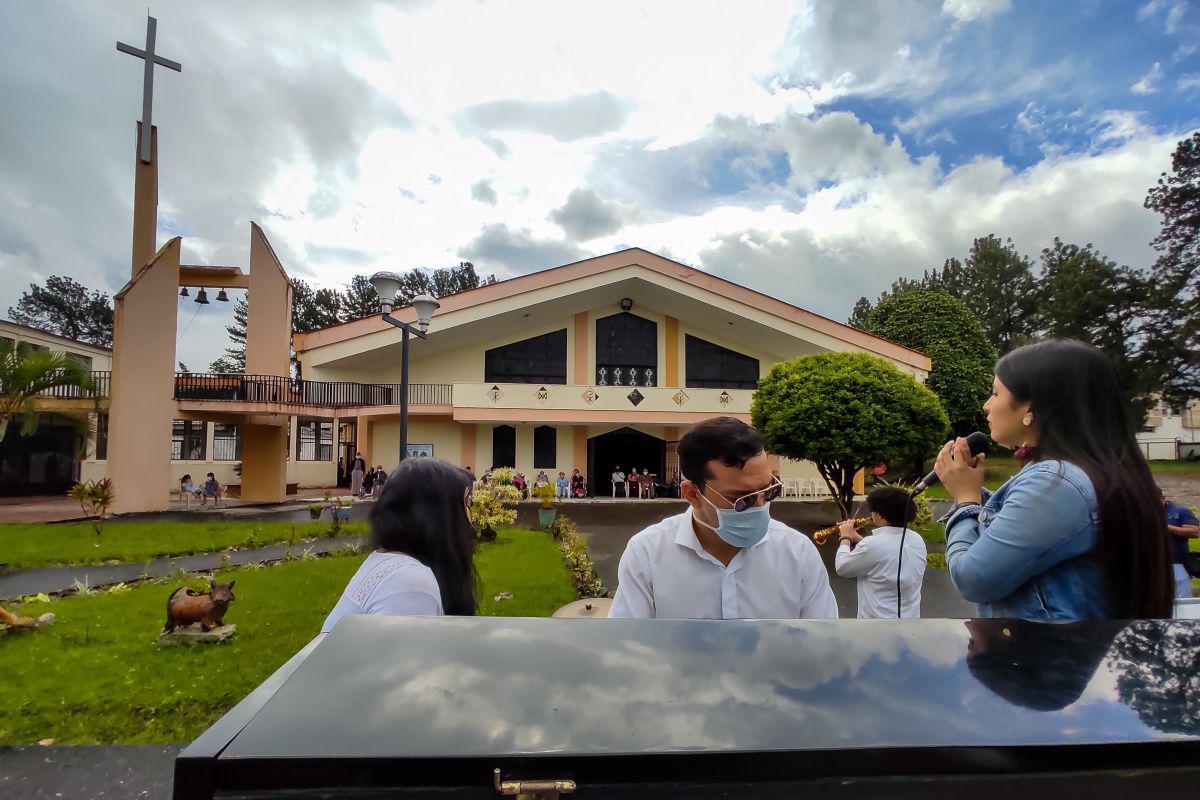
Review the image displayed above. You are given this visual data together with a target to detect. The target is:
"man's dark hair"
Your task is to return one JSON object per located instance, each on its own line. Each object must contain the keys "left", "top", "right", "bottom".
{"left": 866, "top": 487, "right": 917, "bottom": 527}
{"left": 678, "top": 417, "right": 764, "bottom": 486}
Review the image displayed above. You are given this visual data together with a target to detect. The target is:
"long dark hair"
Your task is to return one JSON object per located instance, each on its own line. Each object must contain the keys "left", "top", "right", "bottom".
{"left": 368, "top": 457, "right": 478, "bottom": 615}
{"left": 995, "top": 339, "right": 1173, "bottom": 618}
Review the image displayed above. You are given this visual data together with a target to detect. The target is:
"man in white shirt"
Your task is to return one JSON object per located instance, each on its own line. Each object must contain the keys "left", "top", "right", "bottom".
{"left": 834, "top": 487, "right": 927, "bottom": 619}
{"left": 609, "top": 417, "right": 837, "bottom": 620}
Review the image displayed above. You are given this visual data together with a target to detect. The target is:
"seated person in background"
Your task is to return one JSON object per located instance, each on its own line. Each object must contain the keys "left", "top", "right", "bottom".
{"left": 556, "top": 471, "right": 570, "bottom": 499}
{"left": 628, "top": 468, "right": 640, "bottom": 498}
{"left": 572, "top": 469, "right": 586, "bottom": 497}
{"left": 609, "top": 416, "right": 837, "bottom": 620}
{"left": 640, "top": 468, "right": 655, "bottom": 498}
{"left": 1162, "top": 488, "right": 1200, "bottom": 599}
{"left": 535, "top": 470, "right": 550, "bottom": 487}
{"left": 511, "top": 472, "right": 528, "bottom": 497}
{"left": 611, "top": 465, "right": 626, "bottom": 497}
{"left": 363, "top": 467, "right": 377, "bottom": 496}
{"left": 179, "top": 474, "right": 202, "bottom": 499}
{"left": 322, "top": 458, "right": 477, "bottom": 632}
{"left": 202, "top": 472, "right": 222, "bottom": 505}
{"left": 374, "top": 465, "right": 387, "bottom": 492}
{"left": 835, "top": 487, "right": 928, "bottom": 618}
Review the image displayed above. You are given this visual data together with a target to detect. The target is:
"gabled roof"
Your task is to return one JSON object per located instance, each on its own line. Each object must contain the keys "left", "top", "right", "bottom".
{"left": 0, "top": 318, "right": 112, "bottom": 354}
{"left": 292, "top": 247, "right": 930, "bottom": 370}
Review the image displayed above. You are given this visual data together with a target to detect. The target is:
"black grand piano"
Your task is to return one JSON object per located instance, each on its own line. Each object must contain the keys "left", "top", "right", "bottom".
{"left": 175, "top": 616, "right": 1200, "bottom": 799}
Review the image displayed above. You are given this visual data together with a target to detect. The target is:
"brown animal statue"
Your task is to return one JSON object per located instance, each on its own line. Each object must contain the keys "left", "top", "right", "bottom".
{"left": 164, "top": 579, "right": 236, "bottom": 633}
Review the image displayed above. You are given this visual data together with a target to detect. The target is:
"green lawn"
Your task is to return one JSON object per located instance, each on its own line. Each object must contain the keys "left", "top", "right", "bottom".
{"left": 0, "top": 520, "right": 366, "bottom": 571}
{"left": 0, "top": 526, "right": 576, "bottom": 745}
{"left": 920, "top": 457, "right": 1199, "bottom": 499}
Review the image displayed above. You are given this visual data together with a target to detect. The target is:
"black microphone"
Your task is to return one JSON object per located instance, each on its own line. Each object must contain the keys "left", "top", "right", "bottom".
{"left": 911, "top": 431, "right": 990, "bottom": 495}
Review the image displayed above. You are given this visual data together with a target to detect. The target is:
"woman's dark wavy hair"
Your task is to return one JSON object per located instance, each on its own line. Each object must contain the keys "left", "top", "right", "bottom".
{"left": 995, "top": 339, "right": 1173, "bottom": 618}
{"left": 368, "top": 457, "right": 478, "bottom": 615}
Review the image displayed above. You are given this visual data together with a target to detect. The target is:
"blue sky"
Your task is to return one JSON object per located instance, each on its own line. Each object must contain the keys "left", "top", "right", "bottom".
{"left": 1, "top": 0, "right": 1197, "bottom": 366}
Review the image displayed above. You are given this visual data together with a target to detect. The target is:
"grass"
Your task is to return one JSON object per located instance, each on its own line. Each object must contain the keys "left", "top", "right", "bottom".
{"left": 920, "top": 457, "right": 1200, "bottom": 499}
{"left": 0, "top": 526, "right": 576, "bottom": 745}
{"left": 0, "top": 520, "right": 367, "bottom": 571}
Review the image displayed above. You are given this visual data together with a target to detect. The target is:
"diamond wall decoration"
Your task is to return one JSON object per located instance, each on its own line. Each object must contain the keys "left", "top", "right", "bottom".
{"left": 627, "top": 388, "right": 645, "bottom": 407}
{"left": 487, "top": 385, "right": 505, "bottom": 403}
{"left": 672, "top": 390, "right": 689, "bottom": 407}
{"left": 535, "top": 386, "right": 551, "bottom": 404}
{"left": 581, "top": 388, "right": 599, "bottom": 405}
{"left": 719, "top": 390, "right": 732, "bottom": 406}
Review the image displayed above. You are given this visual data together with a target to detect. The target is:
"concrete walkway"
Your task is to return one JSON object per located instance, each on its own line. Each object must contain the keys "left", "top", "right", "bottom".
{"left": 0, "top": 745, "right": 181, "bottom": 800}
{"left": 0, "top": 535, "right": 364, "bottom": 600}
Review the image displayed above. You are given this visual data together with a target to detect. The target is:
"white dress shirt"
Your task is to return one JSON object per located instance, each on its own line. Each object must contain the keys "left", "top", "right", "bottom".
{"left": 321, "top": 552, "right": 443, "bottom": 633}
{"left": 609, "top": 511, "right": 838, "bottom": 620}
{"left": 834, "top": 526, "right": 927, "bottom": 619}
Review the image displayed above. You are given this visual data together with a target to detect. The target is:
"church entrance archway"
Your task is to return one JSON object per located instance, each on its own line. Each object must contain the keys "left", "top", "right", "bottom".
{"left": 587, "top": 427, "right": 665, "bottom": 497}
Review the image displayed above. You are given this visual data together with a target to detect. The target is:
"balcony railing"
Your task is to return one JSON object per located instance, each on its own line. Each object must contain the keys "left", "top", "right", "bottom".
{"left": 35, "top": 371, "right": 452, "bottom": 409}
{"left": 173, "top": 373, "right": 452, "bottom": 408}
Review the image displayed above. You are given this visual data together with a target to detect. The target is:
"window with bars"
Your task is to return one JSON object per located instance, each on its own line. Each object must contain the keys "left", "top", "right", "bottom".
{"left": 213, "top": 423, "right": 242, "bottom": 461}
{"left": 595, "top": 313, "right": 657, "bottom": 386}
{"left": 484, "top": 329, "right": 568, "bottom": 384}
{"left": 533, "top": 426, "right": 556, "bottom": 469}
{"left": 297, "top": 419, "right": 333, "bottom": 461}
{"left": 172, "top": 420, "right": 207, "bottom": 461}
{"left": 685, "top": 335, "right": 760, "bottom": 389}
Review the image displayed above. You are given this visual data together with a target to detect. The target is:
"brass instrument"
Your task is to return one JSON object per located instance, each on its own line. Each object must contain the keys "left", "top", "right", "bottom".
{"left": 812, "top": 517, "right": 872, "bottom": 545}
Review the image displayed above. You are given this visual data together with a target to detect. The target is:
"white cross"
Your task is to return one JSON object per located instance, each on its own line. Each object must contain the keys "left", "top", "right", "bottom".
{"left": 117, "top": 16, "right": 182, "bottom": 164}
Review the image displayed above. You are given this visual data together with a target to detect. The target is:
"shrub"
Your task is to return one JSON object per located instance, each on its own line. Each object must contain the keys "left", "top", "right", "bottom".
{"left": 470, "top": 468, "right": 522, "bottom": 542}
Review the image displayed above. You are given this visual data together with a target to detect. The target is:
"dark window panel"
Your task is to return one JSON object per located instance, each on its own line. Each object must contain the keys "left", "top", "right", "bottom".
{"left": 533, "top": 425, "right": 556, "bottom": 469}
{"left": 685, "top": 334, "right": 760, "bottom": 389}
{"left": 485, "top": 329, "right": 567, "bottom": 385}
{"left": 596, "top": 312, "right": 657, "bottom": 386}
{"left": 492, "top": 425, "right": 516, "bottom": 468}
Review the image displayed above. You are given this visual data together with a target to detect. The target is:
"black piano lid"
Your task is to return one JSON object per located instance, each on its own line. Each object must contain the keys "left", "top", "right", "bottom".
{"left": 177, "top": 616, "right": 1200, "bottom": 795}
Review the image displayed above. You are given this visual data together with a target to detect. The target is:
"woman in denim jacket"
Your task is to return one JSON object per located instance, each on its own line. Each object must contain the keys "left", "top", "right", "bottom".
{"left": 935, "top": 340, "right": 1174, "bottom": 619}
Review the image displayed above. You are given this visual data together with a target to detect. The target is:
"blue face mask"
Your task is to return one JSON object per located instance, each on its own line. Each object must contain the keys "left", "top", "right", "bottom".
{"left": 695, "top": 490, "right": 771, "bottom": 549}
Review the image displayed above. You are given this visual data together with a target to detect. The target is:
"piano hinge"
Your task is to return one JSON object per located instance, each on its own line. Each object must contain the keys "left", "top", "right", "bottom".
{"left": 494, "top": 768, "right": 577, "bottom": 799}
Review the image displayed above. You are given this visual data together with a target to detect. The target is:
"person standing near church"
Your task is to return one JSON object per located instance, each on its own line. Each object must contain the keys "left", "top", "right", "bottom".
{"left": 350, "top": 451, "right": 367, "bottom": 497}
{"left": 609, "top": 417, "right": 837, "bottom": 620}
{"left": 1162, "top": 488, "right": 1199, "bottom": 598}
{"left": 835, "top": 487, "right": 927, "bottom": 618}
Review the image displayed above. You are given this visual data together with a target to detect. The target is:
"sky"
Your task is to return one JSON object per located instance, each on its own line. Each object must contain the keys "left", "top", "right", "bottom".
{"left": 1, "top": 0, "right": 1198, "bottom": 368}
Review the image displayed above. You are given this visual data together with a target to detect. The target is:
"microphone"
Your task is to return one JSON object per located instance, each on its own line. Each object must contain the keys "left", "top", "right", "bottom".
{"left": 911, "top": 431, "right": 990, "bottom": 495}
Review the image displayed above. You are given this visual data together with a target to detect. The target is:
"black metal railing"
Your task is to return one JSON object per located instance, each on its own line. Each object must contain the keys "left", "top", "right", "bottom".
{"left": 170, "top": 373, "right": 452, "bottom": 408}
{"left": 33, "top": 370, "right": 111, "bottom": 399}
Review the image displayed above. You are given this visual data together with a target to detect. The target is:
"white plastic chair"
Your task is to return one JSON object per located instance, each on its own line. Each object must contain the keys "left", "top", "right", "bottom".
{"left": 612, "top": 480, "right": 628, "bottom": 498}
{"left": 782, "top": 477, "right": 800, "bottom": 498}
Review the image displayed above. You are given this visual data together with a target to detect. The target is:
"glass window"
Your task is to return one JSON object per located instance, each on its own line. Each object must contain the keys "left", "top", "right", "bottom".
{"left": 596, "top": 313, "right": 657, "bottom": 386}
{"left": 533, "top": 426, "right": 556, "bottom": 469}
{"left": 171, "top": 420, "right": 207, "bottom": 461}
{"left": 485, "top": 329, "right": 568, "bottom": 385}
{"left": 67, "top": 353, "right": 92, "bottom": 371}
{"left": 297, "top": 419, "right": 333, "bottom": 461}
{"left": 213, "top": 423, "right": 242, "bottom": 461}
{"left": 492, "top": 425, "right": 516, "bottom": 468}
{"left": 685, "top": 335, "right": 760, "bottom": 390}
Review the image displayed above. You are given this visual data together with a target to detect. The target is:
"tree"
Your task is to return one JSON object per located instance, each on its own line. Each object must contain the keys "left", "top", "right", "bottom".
{"left": 0, "top": 339, "right": 92, "bottom": 442}
{"left": 8, "top": 275, "right": 114, "bottom": 347}
{"left": 751, "top": 352, "right": 949, "bottom": 518}
{"left": 1035, "top": 238, "right": 1157, "bottom": 422}
{"left": 1144, "top": 130, "right": 1200, "bottom": 407}
{"left": 341, "top": 275, "right": 379, "bottom": 320}
{"left": 208, "top": 296, "right": 248, "bottom": 373}
{"left": 858, "top": 289, "right": 996, "bottom": 439}
{"left": 960, "top": 235, "right": 1038, "bottom": 354}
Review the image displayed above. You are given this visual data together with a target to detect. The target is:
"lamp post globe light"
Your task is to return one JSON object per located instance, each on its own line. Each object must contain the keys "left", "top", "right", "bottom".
{"left": 370, "top": 272, "right": 440, "bottom": 464}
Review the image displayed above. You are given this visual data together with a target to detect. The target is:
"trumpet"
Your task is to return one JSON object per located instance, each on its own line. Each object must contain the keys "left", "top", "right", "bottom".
{"left": 812, "top": 518, "right": 872, "bottom": 545}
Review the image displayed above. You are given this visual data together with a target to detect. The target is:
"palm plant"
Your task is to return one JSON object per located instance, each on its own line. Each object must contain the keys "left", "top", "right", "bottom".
{"left": 0, "top": 339, "right": 92, "bottom": 443}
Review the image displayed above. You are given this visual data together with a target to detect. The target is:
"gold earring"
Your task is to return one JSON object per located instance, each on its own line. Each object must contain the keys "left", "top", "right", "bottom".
{"left": 1022, "top": 414, "right": 1032, "bottom": 427}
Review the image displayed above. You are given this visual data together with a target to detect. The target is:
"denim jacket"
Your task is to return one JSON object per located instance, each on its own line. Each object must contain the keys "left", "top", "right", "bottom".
{"left": 943, "top": 459, "right": 1110, "bottom": 619}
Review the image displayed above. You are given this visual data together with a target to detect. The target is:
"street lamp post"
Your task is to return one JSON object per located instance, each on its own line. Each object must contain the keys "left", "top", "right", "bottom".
{"left": 369, "top": 272, "right": 440, "bottom": 464}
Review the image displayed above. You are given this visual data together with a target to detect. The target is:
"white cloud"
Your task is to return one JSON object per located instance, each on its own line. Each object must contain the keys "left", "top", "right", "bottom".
{"left": 1131, "top": 62, "right": 1163, "bottom": 94}
{"left": 942, "top": 0, "right": 1012, "bottom": 23}
{"left": 1178, "top": 73, "right": 1200, "bottom": 89}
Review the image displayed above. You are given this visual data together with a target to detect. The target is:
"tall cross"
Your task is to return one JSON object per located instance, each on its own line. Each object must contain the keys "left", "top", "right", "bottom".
{"left": 117, "top": 15, "right": 182, "bottom": 164}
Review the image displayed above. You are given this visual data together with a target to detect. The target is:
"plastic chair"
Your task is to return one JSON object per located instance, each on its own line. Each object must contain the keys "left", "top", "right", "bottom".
{"left": 781, "top": 477, "right": 800, "bottom": 498}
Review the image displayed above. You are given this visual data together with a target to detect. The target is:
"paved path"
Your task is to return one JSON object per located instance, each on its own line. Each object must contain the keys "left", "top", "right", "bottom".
{"left": 0, "top": 745, "right": 181, "bottom": 800}
{"left": 0, "top": 535, "right": 364, "bottom": 600}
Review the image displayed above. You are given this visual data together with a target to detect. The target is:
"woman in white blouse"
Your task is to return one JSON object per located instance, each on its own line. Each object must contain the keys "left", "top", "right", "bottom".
{"left": 322, "top": 458, "right": 478, "bottom": 632}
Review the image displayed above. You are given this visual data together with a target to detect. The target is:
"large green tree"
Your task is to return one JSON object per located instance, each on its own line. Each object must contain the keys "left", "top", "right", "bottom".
{"left": 1144, "top": 130, "right": 1200, "bottom": 407}
{"left": 858, "top": 289, "right": 995, "bottom": 439}
{"left": 8, "top": 276, "right": 114, "bottom": 347}
{"left": 752, "top": 352, "right": 949, "bottom": 518}
{"left": 1035, "top": 238, "right": 1157, "bottom": 422}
